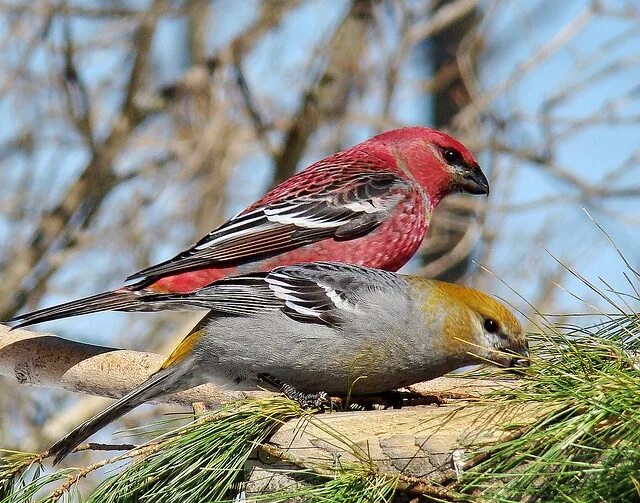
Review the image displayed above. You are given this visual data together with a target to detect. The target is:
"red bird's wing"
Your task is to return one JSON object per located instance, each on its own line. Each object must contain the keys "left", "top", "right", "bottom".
{"left": 126, "top": 172, "right": 412, "bottom": 284}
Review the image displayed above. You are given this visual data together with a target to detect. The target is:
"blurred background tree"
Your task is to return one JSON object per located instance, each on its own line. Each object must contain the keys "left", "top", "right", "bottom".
{"left": 0, "top": 0, "right": 638, "bottom": 467}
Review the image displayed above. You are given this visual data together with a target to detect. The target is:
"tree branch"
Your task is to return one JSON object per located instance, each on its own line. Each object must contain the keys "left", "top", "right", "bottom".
{"left": 272, "top": 0, "right": 377, "bottom": 186}
{"left": 0, "top": 0, "right": 169, "bottom": 320}
{"left": 0, "top": 324, "right": 269, "bottom": 407}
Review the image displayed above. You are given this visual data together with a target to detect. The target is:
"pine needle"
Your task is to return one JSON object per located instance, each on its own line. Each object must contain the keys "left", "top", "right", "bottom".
{"left": 456, "top": 311, "right": 640, "bottom": 502}
{"left": 85, "top": 397, "right": 303, "bottom": 503}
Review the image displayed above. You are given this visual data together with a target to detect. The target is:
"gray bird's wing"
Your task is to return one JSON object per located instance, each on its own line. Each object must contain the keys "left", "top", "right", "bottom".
{"left": 265, "top": 262, "right": 405, "bottom": 326}
{"left": 152, "top": 262, "right": 404, "bottom": 328}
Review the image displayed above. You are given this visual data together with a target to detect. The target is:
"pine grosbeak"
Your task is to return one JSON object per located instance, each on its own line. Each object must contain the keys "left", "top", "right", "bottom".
{"left": 11, "top": 127, "right": 489, "bottom": 328}
{"left": 48, "top": 262, "right": 527, "bottom": 464}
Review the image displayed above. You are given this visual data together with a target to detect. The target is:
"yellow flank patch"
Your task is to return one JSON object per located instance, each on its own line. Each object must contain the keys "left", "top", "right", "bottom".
{"left": 161, "top": 329, "right": 204, "bottom": 369}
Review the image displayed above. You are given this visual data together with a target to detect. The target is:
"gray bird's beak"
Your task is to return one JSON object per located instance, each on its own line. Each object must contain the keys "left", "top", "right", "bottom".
{"left": 507, "top": 345, "right": 530, "bottom": 371}
{"left": 456, "top": 167, "right": 490, "bottom": 196}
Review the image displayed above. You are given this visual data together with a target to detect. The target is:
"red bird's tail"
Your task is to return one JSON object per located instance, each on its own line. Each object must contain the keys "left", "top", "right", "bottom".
{"left": 9, "top": 289, "right": 142, "bottom": 329}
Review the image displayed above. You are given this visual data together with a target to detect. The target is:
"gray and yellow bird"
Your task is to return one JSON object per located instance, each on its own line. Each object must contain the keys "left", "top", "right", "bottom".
{"left": 48, "top": 262, "right": 528, "bottom": 464}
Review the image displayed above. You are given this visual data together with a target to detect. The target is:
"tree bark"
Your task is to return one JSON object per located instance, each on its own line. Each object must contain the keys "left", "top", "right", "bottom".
{"left": 0, "top": 324, "right": 270, "bottom": 407}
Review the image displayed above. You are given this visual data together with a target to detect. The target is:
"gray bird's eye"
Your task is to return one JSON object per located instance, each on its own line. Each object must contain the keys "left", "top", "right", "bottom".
{"left": 484, "top": 318, "right": 499, "bottom": 333}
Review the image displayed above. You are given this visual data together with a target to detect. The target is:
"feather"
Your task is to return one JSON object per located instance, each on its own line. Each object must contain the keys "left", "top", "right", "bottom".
{"left": 126, "top": 173, "right": 411, "bottom": 284}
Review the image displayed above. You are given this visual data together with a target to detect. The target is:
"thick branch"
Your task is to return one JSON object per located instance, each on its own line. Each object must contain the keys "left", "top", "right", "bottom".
{"left": 247, "top": 384, "right": 544, "bottom": 495}
{"left": 0, "top": 324, "right": 268, "bottom": 407}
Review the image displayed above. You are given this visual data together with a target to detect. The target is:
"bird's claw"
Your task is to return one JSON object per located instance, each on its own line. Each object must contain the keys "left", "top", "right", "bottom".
{"left": 295, "top": 390, "right": 332, "bottom": 411}
{"left": 257, "top": 373, "right": 334, "bottom": 412}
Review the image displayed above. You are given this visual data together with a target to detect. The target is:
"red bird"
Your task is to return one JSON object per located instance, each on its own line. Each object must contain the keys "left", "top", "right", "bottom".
{"left": 10, "top": 126, "right": 489, "bottom": 328}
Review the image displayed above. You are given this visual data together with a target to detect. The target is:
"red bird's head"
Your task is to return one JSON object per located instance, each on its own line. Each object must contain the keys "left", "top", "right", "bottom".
{"left": 370, "top": 127, "right": 489, "bottom": 206}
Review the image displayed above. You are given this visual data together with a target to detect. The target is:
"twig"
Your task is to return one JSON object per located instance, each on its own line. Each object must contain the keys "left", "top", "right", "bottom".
{"left": 272, "top": 0, "right": 376, "bottom": 186}
{"left": 73, "top": 442, "right": 138, "bottom": 453}
{"left": 45, "top": 442, "right": 163, "bottom": 501}
{"left": 437, "top": 423, "right": 531, "bottom": 488}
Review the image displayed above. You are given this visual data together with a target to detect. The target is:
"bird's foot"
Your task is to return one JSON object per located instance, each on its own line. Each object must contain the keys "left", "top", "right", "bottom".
{"left": 345, "top": 389, "right": 450, "bottom": 410}
{"left": 257, "top": 373, "right": 334, "bottom": 412}
{"left": 344, "top": 390, "right": 409, "bottom": 410}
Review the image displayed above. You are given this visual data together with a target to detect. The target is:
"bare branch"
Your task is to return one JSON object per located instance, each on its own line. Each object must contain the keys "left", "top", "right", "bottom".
{"left": 272, "top": 0, "right": 377, "bottom": 186}
{"left": 0, "top": 324, "right": 269, "bottom": 407}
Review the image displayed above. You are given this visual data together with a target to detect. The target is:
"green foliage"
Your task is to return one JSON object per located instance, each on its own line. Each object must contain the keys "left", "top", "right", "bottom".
{"left": 253, "top": 473, "right": 398, "bottom": 502}
{"left": 0, "top": 451, "right": 35, "bottom": 499}
{"left": 457, "top": 313, "right": 640, "bottom": 502}
{"left": 86, "top": 398, "right": 303, "bottom": 503}
{"left": 83, "top": 397, "right": 400, "bottom": 503}
{"left": 0, "top": 450, "right": 73, "bottom": 503}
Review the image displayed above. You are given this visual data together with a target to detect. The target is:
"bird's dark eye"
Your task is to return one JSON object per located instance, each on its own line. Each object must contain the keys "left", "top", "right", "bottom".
{"left": 443, "top": 148, "right": 462, "bottom": 165}
{"left": 484, "top": 318, "right": 499, "bottom": 333}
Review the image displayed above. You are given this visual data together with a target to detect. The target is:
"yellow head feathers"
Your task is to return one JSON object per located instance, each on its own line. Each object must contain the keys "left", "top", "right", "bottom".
{"left": 430, "top": 280, "right": 522, "bottom": 336}
{"left": 407, "top": 276, "right": 525, "bottom": 362}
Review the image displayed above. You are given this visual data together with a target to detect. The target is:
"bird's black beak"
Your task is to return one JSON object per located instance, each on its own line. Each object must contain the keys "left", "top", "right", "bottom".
{"left": 456, "top": 167, "right": 490, "bottom": 196}
{"left": 507, "top": 344, "right": 530, "bottom": 372}
{"left": 509, "top": 354, "right": 530, "bottom": 368}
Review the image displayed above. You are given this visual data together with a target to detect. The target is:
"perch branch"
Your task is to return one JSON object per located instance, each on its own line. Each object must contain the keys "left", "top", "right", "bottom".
{"left": 0, "top": 324, "right": 269, "bottom": 407}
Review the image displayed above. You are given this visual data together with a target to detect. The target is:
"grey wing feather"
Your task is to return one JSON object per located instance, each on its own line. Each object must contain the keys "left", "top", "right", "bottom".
{"left": 156, "top": 274, "right": 282, "bottom": 315}
{"left": 147, "top": 262, "right": 404, "bottom": 328}
{"left": 265, "top": 262, "right": 405, "bottom": 326}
